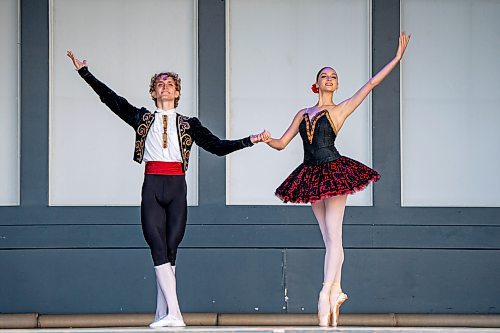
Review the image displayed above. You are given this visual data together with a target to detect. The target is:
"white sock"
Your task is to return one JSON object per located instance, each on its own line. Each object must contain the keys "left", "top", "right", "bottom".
{"left": 154, "top": 280, "right": 168, "bottom": 321}
{"left": 154, "top": 263, "right": 183, "bottom": 320}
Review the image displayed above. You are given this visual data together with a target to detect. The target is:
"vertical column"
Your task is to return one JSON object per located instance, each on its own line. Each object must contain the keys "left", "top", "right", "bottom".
{"left": 198, "top": 0, "right": 226, "bottom": 206}
{"left": 20, "top": 0, "right": 49, "bottom": 206}
{"left": 372, "top": 0, "right": 401, "bottom": 208}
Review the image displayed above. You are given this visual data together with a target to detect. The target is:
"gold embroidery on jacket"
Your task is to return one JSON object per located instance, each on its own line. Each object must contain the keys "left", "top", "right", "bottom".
{"left": 135, "top": 112, "right": 155, "bottom": 162}
{"left": 177, "top": 116, "right": 193, "bottom": 171}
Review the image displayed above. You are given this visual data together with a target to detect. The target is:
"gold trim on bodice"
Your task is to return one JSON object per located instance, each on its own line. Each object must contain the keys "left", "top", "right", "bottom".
{"left": 304, "top": 109, "right": 338, "bottom": 144}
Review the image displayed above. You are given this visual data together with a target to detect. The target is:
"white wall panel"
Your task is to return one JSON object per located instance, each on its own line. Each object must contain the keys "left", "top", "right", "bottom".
{"left": 50, "top": 0, "right": 198, "bottom": 206}
{"left": 226, "top": 0, "right": 372, "bottom": 205}
{"left": 0, "top": 0, "right": 19, "bottom": 206}
{"left": 401, "top": 0, "right": 500, "bottom": 206}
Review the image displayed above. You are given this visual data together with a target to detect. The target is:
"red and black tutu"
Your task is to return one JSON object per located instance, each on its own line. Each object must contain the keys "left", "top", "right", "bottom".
{"left": 275, "top": 156, "right": 380, "bottom": 204}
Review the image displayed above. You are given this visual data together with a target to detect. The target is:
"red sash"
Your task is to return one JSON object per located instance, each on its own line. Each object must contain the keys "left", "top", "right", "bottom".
{"left": 145, "top": 162, "right": 184, "bottom": 175}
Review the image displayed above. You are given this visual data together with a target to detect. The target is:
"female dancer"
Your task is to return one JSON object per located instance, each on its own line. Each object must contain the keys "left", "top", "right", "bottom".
{"left": 266, "top": 33, "right": 410, "bottom": 326}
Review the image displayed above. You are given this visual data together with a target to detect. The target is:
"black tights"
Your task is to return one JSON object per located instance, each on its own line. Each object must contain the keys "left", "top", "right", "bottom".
{"left": 141, "top": 174, "right": 187, "bottom": 266}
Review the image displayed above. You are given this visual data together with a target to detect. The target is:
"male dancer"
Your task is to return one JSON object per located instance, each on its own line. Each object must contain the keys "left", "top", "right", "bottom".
{"left": 67, "top": 51, "right": 269, "bottom": 327}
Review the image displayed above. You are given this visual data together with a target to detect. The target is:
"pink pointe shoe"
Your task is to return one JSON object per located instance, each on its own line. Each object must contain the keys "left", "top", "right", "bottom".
{"left": 317, "top": 282, "right": 333, "bottom": 326}
{"left": 330, "top": 289, "right": 348, "bottom": 327}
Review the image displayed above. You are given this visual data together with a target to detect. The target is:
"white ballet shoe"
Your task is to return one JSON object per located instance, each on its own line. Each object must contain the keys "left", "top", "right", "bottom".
{"left": 149, "top": 315, "right": 169, "bottom": 328}
{"left": 166, "top": 315, "right": 186, "bottom": 327}
{"left": 149, "top": 314, "right": 186, "bottom": 328}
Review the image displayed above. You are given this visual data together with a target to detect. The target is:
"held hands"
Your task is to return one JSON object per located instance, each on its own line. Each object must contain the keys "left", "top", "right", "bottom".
{"left": 67, "top": 50, "right": 87, "bottom": 70}
{"left": 251, "top": 130, "right": 272, "bottom": 144}
{"left": 395, "top": 32, "right": 411, "bottom": 61}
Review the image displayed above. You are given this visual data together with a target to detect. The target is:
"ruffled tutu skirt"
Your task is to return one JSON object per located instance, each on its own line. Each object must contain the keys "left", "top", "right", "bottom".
{"left": 275, "top": 156, "right": 380, "bottom": 203}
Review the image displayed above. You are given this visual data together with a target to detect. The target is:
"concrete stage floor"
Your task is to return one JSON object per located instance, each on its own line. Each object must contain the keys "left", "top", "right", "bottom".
{"left": 1, "top": 327, "right": 500, "bottom": 333}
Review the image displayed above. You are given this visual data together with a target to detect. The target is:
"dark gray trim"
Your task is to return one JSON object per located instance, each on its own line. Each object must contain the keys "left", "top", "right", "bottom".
{"left": 2, "top": 205, "right": 500, "bottom": 226}
{"left": 198, "top": 0, "right": 227, "bottom": 206}
{"left": 372, "top": 0, "right": 401, "bottom": 208}
{"left": 2, "top": 224, "right": 500, "bottom": 250}
{"left": 20, "top": 0, "right": 49, "bottom": 206}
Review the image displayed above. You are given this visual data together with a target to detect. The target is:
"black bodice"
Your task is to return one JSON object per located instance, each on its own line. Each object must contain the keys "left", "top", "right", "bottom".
{"left": 299, "top": 111, "right": 341, "bottom": 165}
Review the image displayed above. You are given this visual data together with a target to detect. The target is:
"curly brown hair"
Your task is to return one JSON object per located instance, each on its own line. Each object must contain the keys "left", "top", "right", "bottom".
{"left": 149, "top": 72, "right": 181, "bottom": 108}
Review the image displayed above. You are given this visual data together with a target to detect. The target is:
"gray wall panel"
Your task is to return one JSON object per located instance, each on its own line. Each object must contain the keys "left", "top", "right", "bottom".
{"left": 0, "top": 249, "right": 285, "bottom": 314}
{"left": 7, "top": 248, "right": 498, "bottom": 314}
{"left": 0, "top": 249, "right": 155, "bottom": 314}
{"left": 285, "top": 249, "right": 500, "bottom": 314}
{"left": 177, "top": 249, "right": 285, "bottom": 313}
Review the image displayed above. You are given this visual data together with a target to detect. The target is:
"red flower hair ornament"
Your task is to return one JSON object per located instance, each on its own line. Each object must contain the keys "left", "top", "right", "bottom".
{"left": 311, "top": 83, "right": 319, "bottom": 94}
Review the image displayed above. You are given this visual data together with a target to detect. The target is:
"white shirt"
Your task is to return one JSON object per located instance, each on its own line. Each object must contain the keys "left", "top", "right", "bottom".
{"left": 143, "top": 108, "right": 183, "bottom": 162}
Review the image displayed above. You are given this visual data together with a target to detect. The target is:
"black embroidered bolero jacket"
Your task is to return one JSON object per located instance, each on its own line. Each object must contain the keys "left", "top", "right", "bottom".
{"left": 78, "top": 67, "right": 253, "bottom": 172}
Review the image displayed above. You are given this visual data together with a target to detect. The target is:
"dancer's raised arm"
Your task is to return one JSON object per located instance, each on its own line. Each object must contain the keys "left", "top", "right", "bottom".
{"left": 66, "top": 50, "right": 143, "bottom": 128}
{"left": 333, "top": 32, "right": 410, "bottom": 127}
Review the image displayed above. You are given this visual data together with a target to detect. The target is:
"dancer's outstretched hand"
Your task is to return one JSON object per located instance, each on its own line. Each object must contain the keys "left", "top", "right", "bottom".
{"left": 395, "top": 32, "right": 411, "bottom": 61}
{"left": 251, "top": 130, "right": 272, "bottom": 144}
{"left": 261, "top": 130, "right": 272, "bottom": 143}
{"left": 67, "top": 50, "right": 87, "bottom": 70}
